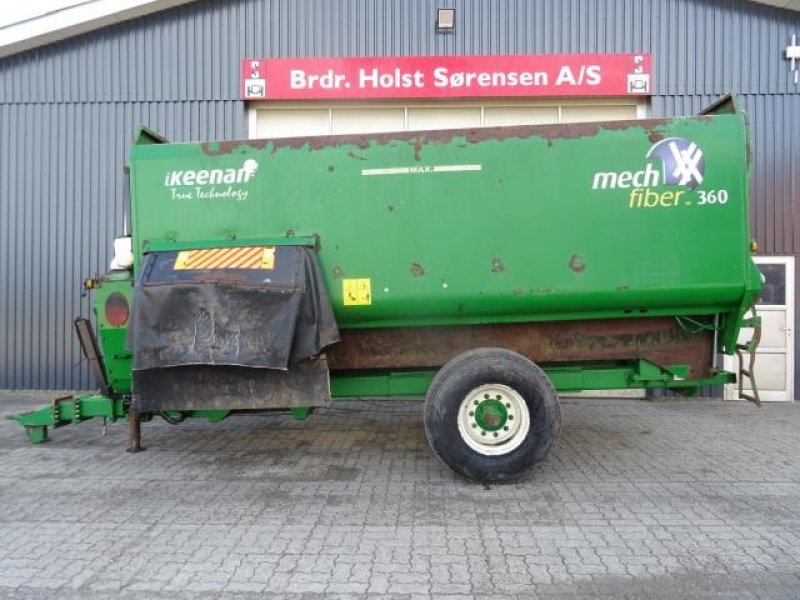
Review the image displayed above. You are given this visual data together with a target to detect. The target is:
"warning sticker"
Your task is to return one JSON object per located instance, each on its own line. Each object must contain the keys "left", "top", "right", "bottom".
{"left": 343, "top": 278, "right": 372, "bottom": 306}
{"left": 173, "top": 246, "right": 276, "bottom": 270}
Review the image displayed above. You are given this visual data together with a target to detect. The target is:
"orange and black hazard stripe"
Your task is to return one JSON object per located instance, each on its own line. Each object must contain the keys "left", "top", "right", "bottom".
{"left": 173, "top": 246, "right": 275, "bottom": 270}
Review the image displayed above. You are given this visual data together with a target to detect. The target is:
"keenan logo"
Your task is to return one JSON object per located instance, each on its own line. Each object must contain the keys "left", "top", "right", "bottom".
{"left": 591, "top": 137, "right": 706, "bottom": 208}
{"left": 164, "top": 158, "right": 259, "bottom": 187}
{"left": 164, "top": 158, "right": 259, "bottom": 202}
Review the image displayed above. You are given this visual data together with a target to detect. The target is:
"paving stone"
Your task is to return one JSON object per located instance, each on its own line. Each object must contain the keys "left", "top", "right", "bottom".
{"left": 0, "top": 394, "right": 799, "bottom": 598}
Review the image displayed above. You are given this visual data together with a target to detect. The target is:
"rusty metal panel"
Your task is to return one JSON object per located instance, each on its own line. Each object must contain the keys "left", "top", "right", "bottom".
{"left": 326, "top": 318, "right": 715, "bottom": 380}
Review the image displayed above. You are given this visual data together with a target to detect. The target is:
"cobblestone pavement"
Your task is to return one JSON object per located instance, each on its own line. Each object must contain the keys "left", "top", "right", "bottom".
{"left": 1, "top": 392, "right": 799, "bottom": 599}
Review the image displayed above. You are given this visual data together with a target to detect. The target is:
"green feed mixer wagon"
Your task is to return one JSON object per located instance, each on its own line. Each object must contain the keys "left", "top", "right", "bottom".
{"left": 13, "top": 96, "right": 763, "bottom": 483}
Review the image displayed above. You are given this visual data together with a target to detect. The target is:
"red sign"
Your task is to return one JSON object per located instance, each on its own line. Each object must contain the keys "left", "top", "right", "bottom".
{"left": 241, "top": 53, "right": 651, "bottom": 100}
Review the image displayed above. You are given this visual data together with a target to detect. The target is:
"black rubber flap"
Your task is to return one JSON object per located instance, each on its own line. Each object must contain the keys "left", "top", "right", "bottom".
{"left": 128, "top": 245, "right": 339, "bottom": 370}
{"left": 133, "top": 359, "right": 332, "bottom": 412}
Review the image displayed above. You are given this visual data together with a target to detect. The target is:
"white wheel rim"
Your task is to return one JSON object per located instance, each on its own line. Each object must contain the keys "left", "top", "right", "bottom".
{"left": 457, "top": 383, "right": 531, "bottom": 456}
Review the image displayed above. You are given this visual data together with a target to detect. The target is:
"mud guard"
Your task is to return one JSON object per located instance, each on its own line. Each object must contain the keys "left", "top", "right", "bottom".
{"left": 128, "top": 244, "right": 339, "bottom": 412}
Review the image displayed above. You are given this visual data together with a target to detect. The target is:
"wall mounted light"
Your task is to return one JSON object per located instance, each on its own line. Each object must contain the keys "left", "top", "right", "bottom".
{"left": 436, "top": 8, "right": 455, "bottom": 31}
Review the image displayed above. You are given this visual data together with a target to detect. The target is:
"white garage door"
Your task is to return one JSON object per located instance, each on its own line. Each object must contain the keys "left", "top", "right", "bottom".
{"left": 249, "top": 98, "right": 645, "bottom": 139}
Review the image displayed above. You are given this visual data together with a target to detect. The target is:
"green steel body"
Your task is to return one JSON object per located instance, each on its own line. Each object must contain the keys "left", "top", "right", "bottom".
{"left": 129, "top": 113, "right": 760, "bottom": 353}
{"left": 12, "top": 111, "right": 762, "bottom": 442}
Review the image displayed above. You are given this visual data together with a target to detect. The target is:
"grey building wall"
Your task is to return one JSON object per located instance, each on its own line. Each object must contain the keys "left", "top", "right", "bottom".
{"left": 0, "top": 0, "right": 798, "bottom": 391}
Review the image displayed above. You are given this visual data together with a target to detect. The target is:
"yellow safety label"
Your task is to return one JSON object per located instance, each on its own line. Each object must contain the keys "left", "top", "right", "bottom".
{"left": 173, "top": 246, "right": 275, "bottom": 270}
{"left": 343, "top": 278, "right": 372, "bottom": 306}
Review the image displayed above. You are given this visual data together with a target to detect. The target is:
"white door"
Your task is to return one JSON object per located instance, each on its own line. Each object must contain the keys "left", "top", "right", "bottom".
{"left": 725, "top": 256, "right": 795, "bottom": 402}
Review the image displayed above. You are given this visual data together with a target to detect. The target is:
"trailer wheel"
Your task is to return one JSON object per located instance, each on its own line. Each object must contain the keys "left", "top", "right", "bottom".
{"left": 424, "top": 348, "right": 560, "bottom": 483}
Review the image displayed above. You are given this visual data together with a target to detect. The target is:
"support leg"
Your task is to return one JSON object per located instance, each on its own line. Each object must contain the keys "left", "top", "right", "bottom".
{"left": 126, "top": 407, "right": 145, "bottom": 452}
{"left": 25, "top": 425, "right": 49, "bottom": 444}
{"left": 290, "top": 406, "right": 313, "bottom": 421}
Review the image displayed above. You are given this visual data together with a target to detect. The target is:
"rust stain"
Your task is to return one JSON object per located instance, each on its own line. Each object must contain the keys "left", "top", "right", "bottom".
{"left": 491, "top": 258, "right": 505, "bottom": 273}
{"left": 410, "top": 262, "right": 426, "bottom": 277}
{"left": 647, "top": 127, "right": 665, "bottom": 143}
{"left": 568, "top": 254, "right": 587, "bottom": 273}
{"left": 200, "top": 117, "right": 676, "bottom": 156}
{"left": 201, "top": 139, "right": 268, "bottom": 156}
{"left": 457, "top": 118, "right": 673, "bottom": 144}
{"left": 412, "top": 137, "right": 423, "bottom": 161}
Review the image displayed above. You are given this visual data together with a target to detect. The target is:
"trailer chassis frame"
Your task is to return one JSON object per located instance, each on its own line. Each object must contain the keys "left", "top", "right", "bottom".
{"left": 10, "top": 358, "right": 734, "bottom": 445}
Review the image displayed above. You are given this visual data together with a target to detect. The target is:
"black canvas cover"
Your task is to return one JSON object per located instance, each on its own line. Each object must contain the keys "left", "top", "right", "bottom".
{"left": 128, "top": 245, "right": 339, "bottom": 371}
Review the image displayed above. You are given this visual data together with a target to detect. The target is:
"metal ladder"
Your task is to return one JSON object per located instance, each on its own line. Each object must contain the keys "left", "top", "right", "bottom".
{"left": 735, "top": 305, "right": 762, "bottom": 406}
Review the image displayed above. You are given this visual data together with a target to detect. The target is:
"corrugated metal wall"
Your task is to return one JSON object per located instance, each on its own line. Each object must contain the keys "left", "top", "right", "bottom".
{"left": 1, "top": 0, "right": 798, "bottom": 390}
{"left": 0, "top": 101, "right": 244, "bottom": 389}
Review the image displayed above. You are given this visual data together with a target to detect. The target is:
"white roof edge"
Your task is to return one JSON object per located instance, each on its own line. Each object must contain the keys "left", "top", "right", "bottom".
{"left": 0, "top": 0, "right": 198, "bottom": 59}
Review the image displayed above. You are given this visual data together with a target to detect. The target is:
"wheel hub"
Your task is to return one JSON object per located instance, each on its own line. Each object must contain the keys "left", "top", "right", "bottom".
{"left": 457, "top": 383, "right": 531, "bottom": 456}
{"left": 473, "top": 397, "right": 508, "bottom": 431}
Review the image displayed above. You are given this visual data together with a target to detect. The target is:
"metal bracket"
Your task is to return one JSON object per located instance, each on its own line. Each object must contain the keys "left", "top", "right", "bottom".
{"left": 787, "top": 35, "right": 800, "bottom": 85}
{"left": 52, "top": 395, "right": 76, "bottom": 422}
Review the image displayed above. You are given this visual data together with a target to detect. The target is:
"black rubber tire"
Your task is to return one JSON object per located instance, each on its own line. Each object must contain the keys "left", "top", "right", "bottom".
{"left": 423, "top": 347, "right": 561, "bottom": 483}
